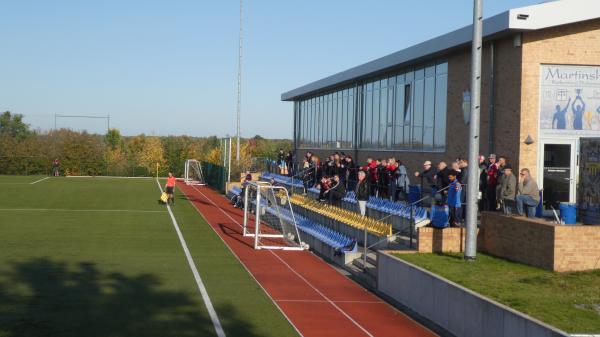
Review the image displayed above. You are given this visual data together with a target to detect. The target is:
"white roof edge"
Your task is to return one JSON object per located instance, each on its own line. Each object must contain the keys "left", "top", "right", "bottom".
{"left": 282, "top": 0, "right": 600, "bottom": 101}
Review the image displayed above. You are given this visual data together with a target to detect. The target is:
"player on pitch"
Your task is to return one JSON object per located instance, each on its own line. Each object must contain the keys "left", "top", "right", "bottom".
{"left": 165, "top": 172, "right": 176, "bottom": 206}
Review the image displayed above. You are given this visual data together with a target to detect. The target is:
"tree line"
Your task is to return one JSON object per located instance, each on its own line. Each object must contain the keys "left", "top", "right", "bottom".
{"left": 0, "top": 111, "right": 291, "bottom": 177}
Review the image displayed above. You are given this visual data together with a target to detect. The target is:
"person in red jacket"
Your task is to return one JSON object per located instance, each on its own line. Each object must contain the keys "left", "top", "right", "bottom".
{"left": 362, "top": 158, "right": 379, "bottom": 196}
{"left": 486, "top": 154, "right": 499, "bottom": 211}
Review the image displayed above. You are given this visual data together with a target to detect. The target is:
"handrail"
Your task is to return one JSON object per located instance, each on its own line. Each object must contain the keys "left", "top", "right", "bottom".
{"left": 374, "top": 184, "right": 454, "bottom": 223}
{"left": 366, "top": 183, "right": 464, "bottom": 251}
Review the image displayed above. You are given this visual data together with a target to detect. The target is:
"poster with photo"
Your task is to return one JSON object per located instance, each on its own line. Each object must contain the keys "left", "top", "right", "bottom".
{"left": 539, "top": 64, "right": 600, "bottom": 136}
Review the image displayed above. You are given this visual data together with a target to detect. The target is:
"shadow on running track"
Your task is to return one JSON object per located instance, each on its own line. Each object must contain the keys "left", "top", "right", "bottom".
{"left": 218, "top": 223, "right": 255, "bottom": 249}
{"left": 0, "top": 258, "right": 263, "bottom": 337}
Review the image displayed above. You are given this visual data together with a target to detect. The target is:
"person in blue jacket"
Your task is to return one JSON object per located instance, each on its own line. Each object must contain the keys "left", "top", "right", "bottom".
{"left": 447, "top": 171, "right": 463, "bottom": 227}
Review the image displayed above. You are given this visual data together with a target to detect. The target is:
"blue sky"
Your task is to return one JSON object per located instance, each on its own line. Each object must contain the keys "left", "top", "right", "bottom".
{"left": 0, "top": 0, "right": 541, "bottom": 138}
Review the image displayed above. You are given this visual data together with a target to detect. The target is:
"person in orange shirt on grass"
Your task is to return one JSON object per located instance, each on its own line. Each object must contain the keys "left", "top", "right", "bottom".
{"left": 165, "top": 172, "right": 176, "bottom": 206}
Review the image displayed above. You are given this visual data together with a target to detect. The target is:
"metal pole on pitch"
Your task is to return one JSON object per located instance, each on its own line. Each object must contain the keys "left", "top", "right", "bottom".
{"left": 254, "top": 189, "right": 261, "bottom": 249}
{"left": 243, "top": 186, "right": 249, "bottom": 235}
{"left": 228, "top": 136, "right": 232, "bottom": 184}
{"left": 465, "top": 0, "right": 483, "bottom": 261}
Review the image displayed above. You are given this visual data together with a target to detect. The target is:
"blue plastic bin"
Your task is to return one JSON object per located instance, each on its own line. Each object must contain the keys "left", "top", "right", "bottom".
{"left": 430, "top": 205, "right": 449, "bottom": 228}
{"left": 559, "top": 202, "right": 577, "bottom": 225}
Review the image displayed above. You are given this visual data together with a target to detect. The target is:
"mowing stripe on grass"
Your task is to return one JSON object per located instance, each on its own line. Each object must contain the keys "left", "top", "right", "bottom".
{"left": 30, "top": 177, "right": 50, "bottom": 184}
{"left": 155, "top": 179, "right": 226, "bottom": 337}
{"left": 190, "top": 185, "right": 375, "bottom": 337}
{"left": 0, "top": 208, "right": 165, "bottom": 213}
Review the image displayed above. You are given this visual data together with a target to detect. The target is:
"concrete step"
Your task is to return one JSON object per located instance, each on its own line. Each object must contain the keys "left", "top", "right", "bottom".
{"left": 352, "top": 258, "right": 378, "bottom": 279}
{"left": 343, "top": 263, "right": 377, "bottom": 289}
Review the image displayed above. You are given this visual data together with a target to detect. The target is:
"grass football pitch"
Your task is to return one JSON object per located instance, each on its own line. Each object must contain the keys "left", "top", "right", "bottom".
{"left": 0, "top": 175, "right": 299, "bottom": 337}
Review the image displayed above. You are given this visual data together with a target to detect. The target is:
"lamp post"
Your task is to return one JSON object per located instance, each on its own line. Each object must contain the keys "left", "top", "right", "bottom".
{"left": 235, "top": 0, "right": 243, "bottom": 162}
{"left": 465, "top": 0, "right": 483, "bottom": 261}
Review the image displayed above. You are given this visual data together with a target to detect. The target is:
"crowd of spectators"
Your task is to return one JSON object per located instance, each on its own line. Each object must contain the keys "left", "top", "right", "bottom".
{"left": 281, "top": 151, "right": 540, "bottom": 222}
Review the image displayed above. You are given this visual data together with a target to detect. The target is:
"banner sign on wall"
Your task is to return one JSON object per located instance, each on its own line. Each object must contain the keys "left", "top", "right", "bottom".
{"left": 540, "top": 64, "right": 600, "bottom": 136}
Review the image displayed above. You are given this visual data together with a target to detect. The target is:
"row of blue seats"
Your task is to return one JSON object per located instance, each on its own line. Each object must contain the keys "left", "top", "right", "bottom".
{"left": 260, "top": 172, "right": 304, "bottom": 188}
{"left": 264, "top": 206, "right": 355, "bottom": 251}
{"left": 344, "top": 192, "right": 429, "bottom": 222}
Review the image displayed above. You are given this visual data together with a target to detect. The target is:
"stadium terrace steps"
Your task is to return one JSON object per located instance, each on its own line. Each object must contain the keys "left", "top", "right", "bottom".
{"left": 226, "top": 186, "right": 242, "bottom": 199}
{"left": 260, "top": 172, "right": 430, "bottom": 235}
{"left": 289, "top": 194, "right": 392, "bottom": 236}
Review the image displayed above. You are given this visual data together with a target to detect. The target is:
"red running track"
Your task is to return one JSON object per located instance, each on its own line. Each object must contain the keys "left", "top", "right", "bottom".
{"left": 178, "top": 183, "right": 436, "bottom": 337}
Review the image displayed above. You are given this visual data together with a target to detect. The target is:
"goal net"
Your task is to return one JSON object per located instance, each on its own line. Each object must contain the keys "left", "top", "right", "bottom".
{"left": 184, "top": 159, "right": 205, "bottom": 185}
{"left": 242, "top": 181, "right": 306, "bottom": 251}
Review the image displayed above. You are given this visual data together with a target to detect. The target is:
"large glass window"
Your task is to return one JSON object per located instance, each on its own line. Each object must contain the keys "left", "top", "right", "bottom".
{"left": 348, "top": 89, "right": 355, "bottom": 148}
{"left": 423, "top": 65, "right": 436, "bottom": 150}
{"left": 393, "top": 78, "right": 402, "bottom": 148}
{"left": 295, "top": 60, "right": 447, "bottom": 151}
{"left": 363, "top": 82, "right": 373, "bottom": 148}
{"left": 379, "top": 79, "right": 388, "bottom": 148}
{"left": 372, "top": 80, "right": 380, "bottom": 149}
{"left": 434, "top": 73, "right": 448, "bottom": 151}
{"left": 387, "top": 84, "right": 394, "bottom": 148}
{"left": 412, "top": 68, "right": 424, "bottom": 150}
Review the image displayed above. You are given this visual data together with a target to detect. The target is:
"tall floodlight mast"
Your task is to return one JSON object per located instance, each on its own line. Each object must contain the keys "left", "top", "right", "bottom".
{"left": 235, "top": 0, "right": 243, "bottom": 162}
{"left": 465, "top": 0, "right": 483, "bottom": 261}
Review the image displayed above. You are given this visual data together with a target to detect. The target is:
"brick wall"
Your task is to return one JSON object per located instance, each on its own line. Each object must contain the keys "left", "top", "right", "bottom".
{"left": 417, "top": 227, "right": 470, "bottom": 253}
{"left": 480, "top": 212, "right": 600, "bottom": 272}
{"left": 520, "top": 19, "right": 600, "bottom": 178}
{"left": 554, "top": 225, "right": 600, "bottom": 272}
{"left": 479, "top": 212, "right": 555, "bottom": 270}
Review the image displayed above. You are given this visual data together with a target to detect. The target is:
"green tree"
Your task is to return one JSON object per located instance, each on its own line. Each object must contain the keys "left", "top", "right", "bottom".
{"left": 104, "top": 128, "right": 122, "bottom": 151}
{"left": 0, "top": 111, "right": 32, "bottom": 141}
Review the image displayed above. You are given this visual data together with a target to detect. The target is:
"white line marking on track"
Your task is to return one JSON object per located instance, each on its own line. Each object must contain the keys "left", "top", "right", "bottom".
{"left": 155, "top": 180, "right": 226, "bottom": 337}
{"left": 190, "top": 185, "right": 374, "bottom": 337}
{"left": 0, "top": 208, "right": 165, "bottom": 213}
{"left": 275, "top": 299, "right": 383, "bottom": 304}
{"left": 187, "top": 185, "right": 304, "bottom": 337}
{"left": 30, "top": 177, "right": 50, "bottom": 184}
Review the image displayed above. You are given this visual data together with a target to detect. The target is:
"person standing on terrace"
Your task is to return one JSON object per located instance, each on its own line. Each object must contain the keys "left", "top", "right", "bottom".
{"left": 415, "top": 161, "right": 436, "bottom": 200}
{"left": 355, "top": 171, "right": 369, "bottom": 217}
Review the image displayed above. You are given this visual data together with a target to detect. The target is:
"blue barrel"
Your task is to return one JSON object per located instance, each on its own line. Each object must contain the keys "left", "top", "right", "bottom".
{"left": 559, "top": 202, "right": 577, "bottom": 225}
{"left": 535, "top": 190, "right": 543, "bottom": 218}
{"left": 430, "top": 205, "right": 449, "bottom": 228}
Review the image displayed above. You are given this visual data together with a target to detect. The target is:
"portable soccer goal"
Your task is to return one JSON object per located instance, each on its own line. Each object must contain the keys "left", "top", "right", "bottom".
{"left": 183, "top": 159, "right": 206, "bottom": 185}
{"left": 242, "top": 181, "right": 307, "bottom": 251}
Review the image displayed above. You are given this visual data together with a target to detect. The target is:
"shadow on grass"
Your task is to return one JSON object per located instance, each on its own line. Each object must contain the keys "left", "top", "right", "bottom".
{"left": 432, "top": 252, "right": 464, "bottom": 260}
{"left": 0, "top": 258, "right": 262, "bottom": 337}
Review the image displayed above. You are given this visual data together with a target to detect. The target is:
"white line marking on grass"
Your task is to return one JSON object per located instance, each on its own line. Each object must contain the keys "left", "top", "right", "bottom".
{"left": 30, "top": 177, "right": 50, "bottom": 184}
{"left": 66, "top": 175, "right": 153, "bottom": 179}
{"left": 155, "top": 180, "right": 226, "bottom": 337}
{"left": 189, "top": 185, "right": 375, "bottom": 337}
{"left": 0, "top": 208, "right": 165, "bottom": 213}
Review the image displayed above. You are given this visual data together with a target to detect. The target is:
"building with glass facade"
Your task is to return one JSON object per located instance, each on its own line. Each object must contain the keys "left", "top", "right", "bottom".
{"left": 282, "top": 0, "right": 600, "bottom": 214}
